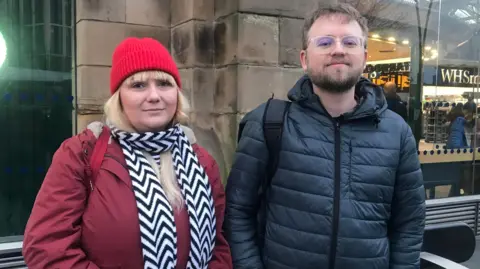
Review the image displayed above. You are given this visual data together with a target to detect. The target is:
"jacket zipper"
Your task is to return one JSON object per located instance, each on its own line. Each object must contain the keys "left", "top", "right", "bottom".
{"left": 349, "top": 141, "right": 353, "bottom": 194}
{"left": 83, "top": 142, "right": 94, "bottom": 191}
{"left": 329, "top": 120, "right": 342, "bottom": 269}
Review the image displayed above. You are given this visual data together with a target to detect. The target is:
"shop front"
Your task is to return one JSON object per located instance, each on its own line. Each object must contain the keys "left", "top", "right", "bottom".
{"left": 366, "top": 60, "right": 480, "bottom": 194}
{"left": 358, "top": 0, "right": 480, "bottom": 243}
{"left": 362, "top": 0, "right": 480, "bottom": 202}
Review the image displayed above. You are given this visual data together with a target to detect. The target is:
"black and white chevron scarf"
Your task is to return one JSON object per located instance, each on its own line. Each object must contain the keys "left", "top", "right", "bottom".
{"left": 109, "top": 123, "right": 216, "bottom": 269}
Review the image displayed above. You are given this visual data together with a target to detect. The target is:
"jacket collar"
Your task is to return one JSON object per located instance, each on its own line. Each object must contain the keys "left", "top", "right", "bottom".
{"left": 287, "top": 74, "right": 387, "bottom": 122}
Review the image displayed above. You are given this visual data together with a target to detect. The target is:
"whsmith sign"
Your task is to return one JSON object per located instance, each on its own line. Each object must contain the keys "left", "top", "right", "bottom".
{"left": 364, "top": 62, "right": 480, "bottom": 88}
{"left": 438, "top": 68, "right": 480, "bottom": 87}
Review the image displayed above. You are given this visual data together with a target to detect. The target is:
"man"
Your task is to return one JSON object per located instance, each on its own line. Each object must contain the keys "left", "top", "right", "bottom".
{"left": 224, "top": 3, "right": 425, "bottom": 269}
{"left": 384, "top": 81, "right": 408, "bottom": 121}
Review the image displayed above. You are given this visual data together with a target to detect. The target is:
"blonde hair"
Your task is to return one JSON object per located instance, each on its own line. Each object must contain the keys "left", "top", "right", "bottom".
{"left": 104, "top": 71, "right": 190, "bottom": 210}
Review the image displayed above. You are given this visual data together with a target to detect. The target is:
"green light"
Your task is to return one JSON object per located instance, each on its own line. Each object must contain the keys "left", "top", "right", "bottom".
{"left": 0, "top": 31, "right": 6, "bottom": 68}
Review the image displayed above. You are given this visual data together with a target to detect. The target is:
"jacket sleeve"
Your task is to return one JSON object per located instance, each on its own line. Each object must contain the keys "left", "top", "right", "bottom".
{"left": 22, "top": 136, "right": 100, "bottom": 269}
{"left": 389, "top": 124, "right": 426, "bottom": 269}
{"left": 198, "top": 147, "right": 233, "bottom": 269}
{"left": 224, "top": 109, "right": 268, "bottom": 269}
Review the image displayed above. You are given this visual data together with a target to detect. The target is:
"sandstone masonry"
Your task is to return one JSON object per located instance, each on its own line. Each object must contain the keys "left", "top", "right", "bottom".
{"left": 75, "top": 0, "right": 328, "bottom": 182}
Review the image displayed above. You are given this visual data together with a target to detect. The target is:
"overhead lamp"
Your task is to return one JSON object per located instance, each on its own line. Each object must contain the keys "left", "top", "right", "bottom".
{"left": 372, "top": 33, "right": 380, "bottom": 38}
{"left": 0, "top": 31, "right": 6, "bottom": 68}
{"left": 387, "top": 37, "right": 396, "bottom": 42}
{"left": 402, "top": 40, "right": 409, "bottom": 45}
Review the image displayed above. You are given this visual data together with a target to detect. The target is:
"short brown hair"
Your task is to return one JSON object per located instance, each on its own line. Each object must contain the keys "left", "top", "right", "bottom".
{"left": 302, "top": 3, "right": 369, "bottom": 50}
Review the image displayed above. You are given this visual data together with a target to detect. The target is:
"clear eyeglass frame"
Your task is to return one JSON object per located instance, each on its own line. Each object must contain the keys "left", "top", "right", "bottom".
{"left": 308, "top": 35, "right": 366, "bottom": 54}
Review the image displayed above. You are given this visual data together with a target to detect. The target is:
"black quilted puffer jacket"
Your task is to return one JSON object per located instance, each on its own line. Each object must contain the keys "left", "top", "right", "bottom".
{"left": 224, "top": 75, "right": 425, "bottom": 269}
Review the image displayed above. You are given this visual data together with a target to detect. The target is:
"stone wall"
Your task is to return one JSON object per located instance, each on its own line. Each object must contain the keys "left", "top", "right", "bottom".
{"left": 75, "top": 0, "right": 171, "bottom": 129}
{"left": 211, "top": 1, "right": 321, "bottom": 179}
{"left": 75, "top": 0, "right": 322, "bottom": 182}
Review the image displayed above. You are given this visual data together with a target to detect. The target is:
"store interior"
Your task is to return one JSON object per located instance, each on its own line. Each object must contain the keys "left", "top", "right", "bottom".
{"left": 363, "top": 32, "right": 480, "bottom": 152}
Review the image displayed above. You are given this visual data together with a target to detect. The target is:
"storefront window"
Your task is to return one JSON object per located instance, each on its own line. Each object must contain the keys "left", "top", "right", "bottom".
{"left": 363, "top": 0, "right": 480, "bottom": 200}
{"left": 0, "top": 0, "right": 74, "bottom": 240}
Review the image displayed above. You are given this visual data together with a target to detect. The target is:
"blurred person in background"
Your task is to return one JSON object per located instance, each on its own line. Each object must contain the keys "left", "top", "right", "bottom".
{"left": 446, "top": 102, "right": 476, "bottom": 149}
{"left": 384, "top": 81, "right": 408, "bottom": 121}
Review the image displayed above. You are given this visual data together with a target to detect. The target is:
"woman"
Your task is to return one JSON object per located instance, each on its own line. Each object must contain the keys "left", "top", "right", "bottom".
{"left": 446, "top": 103, "right": 466, "bottom": 149}
{"left": 446, "top": 102, "right": 476, "bottom": 149}
{"left": 22, "top": 37, "right": 232, "bottom": 269}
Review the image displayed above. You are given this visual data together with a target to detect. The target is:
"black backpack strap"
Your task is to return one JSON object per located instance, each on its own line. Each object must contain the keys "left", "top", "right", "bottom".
{"left": 236, "top": 97, "right": 291, "bottom": 193}
{"left": 261, "top": 98, "right": 291, "bottom": 193}
{"left": 235, "top": 98, "right": 291, "bottom": 251}
{"left": 256, "top": 98, "right": 291, "bottom": 251}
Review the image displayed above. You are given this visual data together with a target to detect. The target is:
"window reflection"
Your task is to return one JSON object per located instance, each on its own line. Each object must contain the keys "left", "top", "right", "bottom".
{"left": 361, "top": 0, "right": 480, "bottom": 199}
{"left": 0, "top": 0, "right": 73, "bottom": 238}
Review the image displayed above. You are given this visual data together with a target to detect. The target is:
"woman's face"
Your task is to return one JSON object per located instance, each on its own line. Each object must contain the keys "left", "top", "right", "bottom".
{"left": 119, "top": 71, "right": 178, "bottom": 133}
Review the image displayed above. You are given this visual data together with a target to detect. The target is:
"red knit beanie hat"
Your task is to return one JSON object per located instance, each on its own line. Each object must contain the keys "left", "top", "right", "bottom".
{"left": 110, "top": 37, "right": 181, "bottom": 95}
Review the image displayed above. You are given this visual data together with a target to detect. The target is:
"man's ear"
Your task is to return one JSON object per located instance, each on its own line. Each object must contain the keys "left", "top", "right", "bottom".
{"left": 364, "top": 49, "right": 368, "bottom": 69}
{"left": 300, "top": 50, "right": 308, "bottom": 73}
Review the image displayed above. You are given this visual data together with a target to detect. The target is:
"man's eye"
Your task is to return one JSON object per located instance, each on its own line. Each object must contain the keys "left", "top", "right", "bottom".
{"left": 315, "top": 38, "right": 333, "bottom": 47}
{"left": 343, "top": 38, "right": 360, "bottom": 47}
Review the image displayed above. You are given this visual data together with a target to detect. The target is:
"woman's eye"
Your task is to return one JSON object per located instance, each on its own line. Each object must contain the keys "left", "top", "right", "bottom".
{"left": 157, "top": 80, "right": 172, "bottom": 87}
{"left": 131, "top": 82, "right": 145, "bottom": 88}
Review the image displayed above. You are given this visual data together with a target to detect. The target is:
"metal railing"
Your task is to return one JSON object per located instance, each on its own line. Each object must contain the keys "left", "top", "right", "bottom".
{"left": 0, "top": 241, "right": 24, "bottom": 268}
{"left": 426, "top": 195, "right": 480, "bottom": 235}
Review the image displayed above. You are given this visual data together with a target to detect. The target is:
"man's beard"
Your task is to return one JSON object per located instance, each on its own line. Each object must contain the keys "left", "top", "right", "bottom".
{"left": 306, "top": 65, "right": 362, "bottom": 94}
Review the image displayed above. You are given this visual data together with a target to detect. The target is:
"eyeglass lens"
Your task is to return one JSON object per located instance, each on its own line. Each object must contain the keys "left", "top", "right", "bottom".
{"left": 311, "top": 36, "right": 363, "bottom": 53}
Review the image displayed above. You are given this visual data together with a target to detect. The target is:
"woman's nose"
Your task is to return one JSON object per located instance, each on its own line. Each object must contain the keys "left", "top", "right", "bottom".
{"left": 146, "top": 83, "right": 161, "bottom": 101}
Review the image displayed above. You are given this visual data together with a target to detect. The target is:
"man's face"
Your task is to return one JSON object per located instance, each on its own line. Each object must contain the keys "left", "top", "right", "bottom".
{"left": 300, "top": 15, "right": 367, "bottom": 93}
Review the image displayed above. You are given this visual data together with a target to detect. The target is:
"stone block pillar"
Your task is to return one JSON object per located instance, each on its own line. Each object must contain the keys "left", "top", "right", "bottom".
{"left": 170, "top": 0, "right": 236, "bottom": 179}
{"left": 212, "top": 0, "right": 318, "bottom": 177}
{"left": 75, "top": 0, "right": 170, "bottom": 131}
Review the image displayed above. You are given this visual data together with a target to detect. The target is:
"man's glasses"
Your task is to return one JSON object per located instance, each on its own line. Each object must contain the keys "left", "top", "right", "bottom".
{"left": 308, "top": 35, "right": 365, "bottom": 54}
